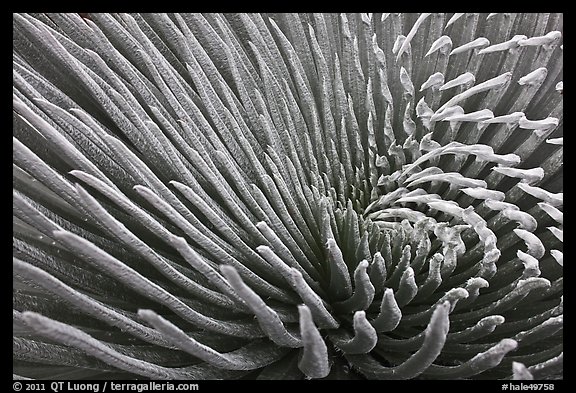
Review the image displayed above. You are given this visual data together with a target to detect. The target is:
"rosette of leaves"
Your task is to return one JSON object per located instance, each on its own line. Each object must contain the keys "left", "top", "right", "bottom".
{"left": 13, "top": 13, "right": 563, "bottom": 380}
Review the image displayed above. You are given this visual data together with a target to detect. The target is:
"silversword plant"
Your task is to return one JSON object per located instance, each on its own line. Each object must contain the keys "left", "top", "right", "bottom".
{"left": 13, "top": 13, "right": 562, "bottom": 380}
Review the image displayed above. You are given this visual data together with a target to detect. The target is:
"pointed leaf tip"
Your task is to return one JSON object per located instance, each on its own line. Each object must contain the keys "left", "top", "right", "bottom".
{"left": 298, "top": 305, "right": 330, "bottom": 379}
{"left": 518, "top": 67, "right": 548, "bottom": 86}
{"left": 333, "top": 311, "right": 377, "bottom": 354}
{"left": 426, "top": 36, "right": 452, "bottom": 57}
{"left": 371, "top": 288, "right": 402, "bottom": 332}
